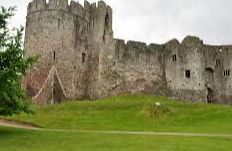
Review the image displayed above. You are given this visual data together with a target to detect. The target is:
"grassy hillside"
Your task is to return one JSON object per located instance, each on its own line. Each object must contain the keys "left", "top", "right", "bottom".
{"left": 6, "top": 95, "right": 232, "bottom": 133}
{"left": 1, "top": 95, "right": 232, "bottom": 151}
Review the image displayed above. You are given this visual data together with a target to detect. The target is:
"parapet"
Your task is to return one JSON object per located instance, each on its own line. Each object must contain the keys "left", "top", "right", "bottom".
{"left": 27, "top": 0, "right": 68, "bottom": 13}
{"left": 84, "top": 1, "right": 91, "bottom": 11}
{"left": 165, "top": 38, "right": 180, "bottom": 49}
{"left": 148, "top": 43, "right": 165, "bottom": 50}
{"left": 115, "top": 39, "right": 165, "bottom": 52}
{"left": 181, "top": 36, "right": 203, "bottom": 45}
{"left": 27, "top": 0, "right": 111, "bottom": 23}
{"left": 98, "top": 1, "right": 107, "bottom": 8}
{"left": 48, "top": 0, "right": 68, "bottom": 10}
{"left": 127, "top": 40, "right": 147, "bottom": 49}
{"left": 115, "top": 39, "right": 126, "bottom": 45}
{"left": 115, "top": 39, "right": 148, "bottom": 48}
{"left": 70, "top": 1, "right": 85, "bottom": 20}
{"left": 27, "top": 0, "right": 46, "bottom": 13}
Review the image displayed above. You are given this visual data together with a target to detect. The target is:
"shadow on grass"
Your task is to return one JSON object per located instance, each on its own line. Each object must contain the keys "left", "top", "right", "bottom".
{"left": 0, "top": 127, "right": 27, "bottom": 137}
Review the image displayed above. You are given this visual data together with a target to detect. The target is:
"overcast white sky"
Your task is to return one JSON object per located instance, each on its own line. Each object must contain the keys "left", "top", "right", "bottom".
{"left": 1, "top": 0, "right": 232, "bottom": 45}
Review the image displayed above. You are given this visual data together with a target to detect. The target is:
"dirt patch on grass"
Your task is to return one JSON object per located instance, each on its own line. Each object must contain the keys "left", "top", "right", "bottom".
{"left": 0, "top": 118, "right": 40, "bottom": 130}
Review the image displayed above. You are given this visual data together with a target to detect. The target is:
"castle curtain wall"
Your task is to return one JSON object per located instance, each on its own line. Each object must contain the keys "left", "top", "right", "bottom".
{"left": 24, "top": 0, "right": 232, "bottom": 104}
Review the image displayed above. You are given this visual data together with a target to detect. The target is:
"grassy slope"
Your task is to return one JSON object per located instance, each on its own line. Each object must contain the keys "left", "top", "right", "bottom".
{"left": 1, "top": 95, "right": 232, "bottom": 151}
{"left": 6, "top": 95, "right": 232, "bottom": 133}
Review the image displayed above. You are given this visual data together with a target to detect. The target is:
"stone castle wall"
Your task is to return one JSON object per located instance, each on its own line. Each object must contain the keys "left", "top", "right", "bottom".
{"left": 24, "top": 0, "right": 232, "bottom": 104}
{"left": 109, "top": 39, "right": 166, "bottom": 96}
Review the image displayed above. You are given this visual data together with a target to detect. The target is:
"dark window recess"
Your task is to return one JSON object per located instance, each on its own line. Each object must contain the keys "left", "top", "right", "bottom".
{"left": 82, "top": 53, "right": 86, "bottom": 64}
{"left": 185, "top": 70, "right": 191, "bottom": 78}
{"left": 216, "top": 59, "right": 221, "bottom": 67}
{"left": 224, "top": 70, "right": 230, "bottom": 77}
{"left": 207, "top": 88, "right": 214, "bottom": 104}
{"left": 53, "top": 51, "right": 56, "bottom": 61}
{"left": 103, "top": 13, "right": 110, "bottom": 42}
{"left": 105, "top": 13, "right": 110, "bottom": 29}
{"left": 58, "top": 19, "right": 60, "bottom": 28}
{"left": 172, "top": 54, "right": 177, "bottom": 62}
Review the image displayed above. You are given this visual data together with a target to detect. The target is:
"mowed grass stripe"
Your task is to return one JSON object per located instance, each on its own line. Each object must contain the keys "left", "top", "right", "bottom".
{"left": 1, "top": 122, "right": 232, "bottom": 138}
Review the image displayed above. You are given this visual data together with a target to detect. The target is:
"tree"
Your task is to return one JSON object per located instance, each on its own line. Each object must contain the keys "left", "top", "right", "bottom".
{"left": 0, "top": 6, "right": 36, "bottom": 116}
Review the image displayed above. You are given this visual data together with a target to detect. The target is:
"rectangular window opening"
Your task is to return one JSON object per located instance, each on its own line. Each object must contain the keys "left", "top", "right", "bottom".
{"left": 185, "top": 70, "right": 191, "bottom": 78}
{"left": 224, "top": 70, "right": 230, "bottom": 77}
{"left": 53, "top": 51, "right": 56, "bottom": 61}
{"left": 172, "top": 54, "right": 177, "bottom": 62}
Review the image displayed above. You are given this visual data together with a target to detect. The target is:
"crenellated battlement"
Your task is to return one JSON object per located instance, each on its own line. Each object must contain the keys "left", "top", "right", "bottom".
{"left": 114, "top": 38, "right": 165, "bottom": 66}
{"left": 69, "top": 1, "right": 86, "bottom": 20}
{"left": 115, "top": 39, "right": 164, "bottom": 52}
{"left": 27, "top": 0, "right": 111, "bottom": 23}
{"left": 127, "top": 40, "right": 148, "bottom": 49}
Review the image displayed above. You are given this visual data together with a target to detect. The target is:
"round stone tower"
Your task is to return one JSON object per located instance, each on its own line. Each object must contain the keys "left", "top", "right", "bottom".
{"left": 24, "top": 0, "right": 114, "bottom": 104}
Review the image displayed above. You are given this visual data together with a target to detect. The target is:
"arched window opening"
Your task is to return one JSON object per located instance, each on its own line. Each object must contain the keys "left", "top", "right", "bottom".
{"left": 205, "top": 67, "right": 214, "bottom": 73}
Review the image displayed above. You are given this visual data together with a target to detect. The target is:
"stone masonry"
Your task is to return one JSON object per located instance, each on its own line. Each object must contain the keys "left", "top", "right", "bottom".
{"left": 24, "top": 0, "right": 232, "bottom": 104}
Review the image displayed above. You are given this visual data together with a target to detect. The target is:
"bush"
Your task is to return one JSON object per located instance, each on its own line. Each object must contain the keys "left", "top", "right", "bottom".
{"left": 0, "top": 7, "right": 37, "bottom": 116}
{"left": 145, "top": 102, "right": 172, "bottom": 118}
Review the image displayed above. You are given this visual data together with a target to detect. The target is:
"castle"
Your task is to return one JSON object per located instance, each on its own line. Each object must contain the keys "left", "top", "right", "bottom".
{"left": 24, "top": 0, "right": 232, "bottom": 104}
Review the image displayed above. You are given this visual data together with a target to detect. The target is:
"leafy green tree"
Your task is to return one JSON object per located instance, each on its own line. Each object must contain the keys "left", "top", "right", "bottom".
{"left": 0, "top": 6, "right": 36, "bottom": 116}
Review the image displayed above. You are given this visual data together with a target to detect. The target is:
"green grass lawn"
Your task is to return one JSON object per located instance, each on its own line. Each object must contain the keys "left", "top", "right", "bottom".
{"left": 0, "top": 126, "right": 232, "bottom": 151}
{"left": 1, "top": 94, "right": 232, "bottom": 151}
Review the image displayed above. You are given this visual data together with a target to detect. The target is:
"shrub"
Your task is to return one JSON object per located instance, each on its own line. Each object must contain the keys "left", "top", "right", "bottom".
{"left": 145, "top": 102, "right": 172, "bottom": 118}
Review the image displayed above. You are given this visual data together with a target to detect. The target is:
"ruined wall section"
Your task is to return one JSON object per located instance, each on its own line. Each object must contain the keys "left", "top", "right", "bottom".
{"left": 214, "top": 46, "right": 232, "bottom": 104}
{"left": 164, "top": 36, "right": 232, "bottom": 103}
{"left": 25, "top": 0, "right": 92, "bottom": 103}
{"left": 203, "top": 45, "right": 232, "bottom": 104}
{"left": 165, "top": 36, "right": 206, "bottom": 101}
{"left": 104, "top": 39, "right": 166, "bottom": 96}
{"left": 88, "top": 1, "right": 115, "bottom": 99}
